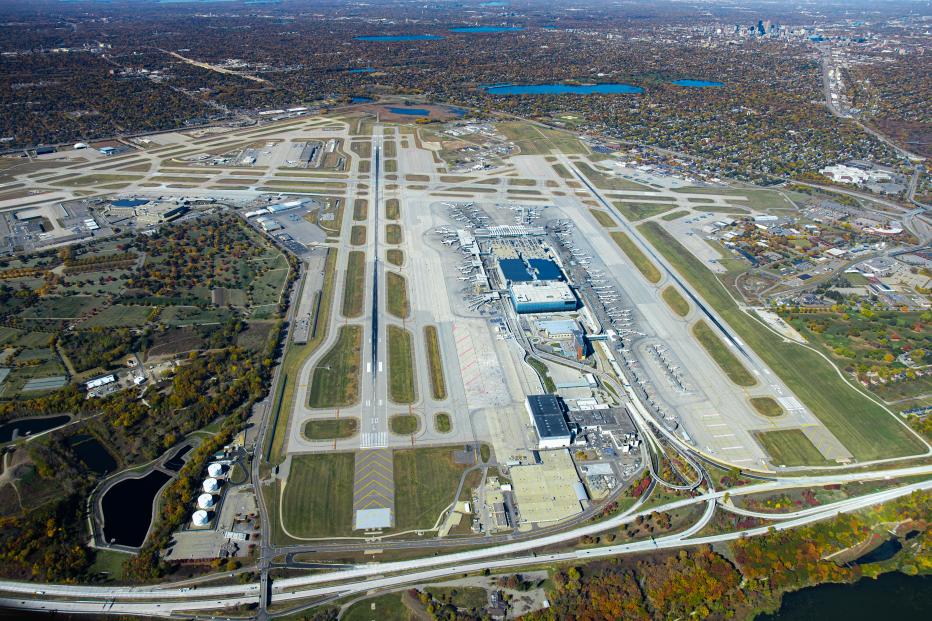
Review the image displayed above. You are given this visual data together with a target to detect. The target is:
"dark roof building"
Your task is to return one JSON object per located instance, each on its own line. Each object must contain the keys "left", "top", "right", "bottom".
{"left": 525, "top": 394, "right": 572, "bottom": 449}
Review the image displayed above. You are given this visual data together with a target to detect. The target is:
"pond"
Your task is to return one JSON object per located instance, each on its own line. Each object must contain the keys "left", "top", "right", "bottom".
{"left": 68, "top": 434, "right": 117, "bottom": 476}
{"left": 672, "top": 79, "right": 725, "bottom": 88}
{"left": 163, "top": 444, "right": 192, "bottom": 472}
{"left": 485, "top": 83, "right": 643, "bottom": 95}
{"left": 0, "top": 414, "right": 70, "bottom": 443}
{"left": 348, "top": 67, "right": 375, "bottom": 73}
{"left": 351, "top": 97, "right": 373, "bottom": 103}
{"left": 100, "top": 470, "right": 172, "bottom": 548}
{"left": 757, "top": 572, "right": 932, "bottom": 620}
{"left": 853, "top": 537, "right": 902, "bottom": 564}
{"left": 450, "top": 27, "right": 524, "bottom": 33}
{"left": 387, "top": 107, "right": 430, "bottom": 116}
{"left": 355, "top": 35, "right": 444, "bottom": 42}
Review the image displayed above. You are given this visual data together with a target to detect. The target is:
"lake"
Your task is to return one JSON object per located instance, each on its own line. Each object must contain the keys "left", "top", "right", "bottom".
{"left": 351, "top": 97, "right": 373, "bottom": 103}
{"left": 0, "top": 414, "right": 70, "bottom": 443}
{"left": 348, "top": 68, "right": 375, "bottom": 73}
{"left": 100, "top": 470, "right": 172, "bottom": 548}
{"left": 672, "top": 79, "right": 725, "bottom": 88}
{"left": 757, "top": 572, "right": 932, "bottom": 620}
{"left": 450, "top": 27, "right": 524, "bottom": 33}
{"left": 355, "top": 35, "right": 444, "bottom": 42}
{"left": 486, "top": 83, "right": 643, "bottom": 95}
{"left": 387, "top": 107, "right": 430, "bottom": 116}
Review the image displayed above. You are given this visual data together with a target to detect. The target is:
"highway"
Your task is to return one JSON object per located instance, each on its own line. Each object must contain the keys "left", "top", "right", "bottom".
{"left": 1, "top": 471, "right": 929, "bottom": 616}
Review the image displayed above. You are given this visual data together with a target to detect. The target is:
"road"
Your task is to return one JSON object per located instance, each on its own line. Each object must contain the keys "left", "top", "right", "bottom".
{"left": 1, "top": 470, "right": 929, "bottom": 616}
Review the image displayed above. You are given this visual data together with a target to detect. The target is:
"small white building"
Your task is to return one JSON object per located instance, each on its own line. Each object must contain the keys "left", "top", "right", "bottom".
{"left": 85, "top": 375, "right": 115, "bottom": 390}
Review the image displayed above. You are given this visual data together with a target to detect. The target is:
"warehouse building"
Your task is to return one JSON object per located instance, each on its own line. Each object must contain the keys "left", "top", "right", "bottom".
{"left": 526, "top": 394, "right": 573, "bottom": 449}
{"left": 509, "top": 281, "right": 577, "bottom": 314}
{"left": 509, "top": 449, "right": 585, "bottom": 525}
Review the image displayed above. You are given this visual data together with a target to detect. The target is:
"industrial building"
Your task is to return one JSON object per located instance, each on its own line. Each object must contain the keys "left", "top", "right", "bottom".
{"left": 509, "top": 449, "right": 586, "bottom": 525}
{"left": 85, "top": 375, "right": 115, "bottom": 390}
{"left": 525, "top": 394, "right": 573, "bottom": 449}
{"left": 509, "top": 281, "right": 577, "bottom": 314}
{"left": 255, "top": 216, "right": 282, "bottom": 233}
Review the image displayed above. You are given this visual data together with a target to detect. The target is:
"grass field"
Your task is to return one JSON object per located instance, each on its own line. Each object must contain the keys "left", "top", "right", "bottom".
{"left": 692, "top": 320, "right": 757, "bottom": 387}
{"left": 88, "top": 548, "right": 131, "bottom": 581}
{"left": 54, "top": 174, "right": 143, "bottom": 187}
{"left": 526, "top": 356, "right": 556, "bottom": 393}
{"left": 342, "top": 251, "right": 366, "bottom": 318}
{"left": 389, "top": 414, "right": 419, "bottom": 435}
{"left": 423, "top": 586, "right": 488, "bottom": 610}
{"left": 661, "top": 210, "right": 691, "bottom": 221}
{"left": 424, "top": 325, "right": 447, "bottom": 400}
{"left": 434, "top": 412, "right": 452, "bottom": 433}
{"left": 498, "top": 122, "right": 588, "bottom": 155}
{"left": 353, "top": 198, "right": 368, "bottom": 221}
{"left": 386, "top": 198, "right": 400, "bottom": 220}
{"left": 386, "top": 249, "right": 404, "bottom": 266}
{"left": 386, "top": 271, "right": 410, "bottom": 318}
{"left": 661, "top": 286, "right": 690, "bottom": 317}
{"left": 610, "top": 231, "right": 661, "bottom": 284}
{"left": 672, "top": 186, "right": 792, "bottom": 212}
{"left": 750, "top": 397, "right": 784, "bottom": 418}
{"left": 342, "top": 592, "right": 410, "bottom": 621}
{"left": 350, "top": 141, "right": 372, "bottom": 158}
{"left": 308, "top": 325, "right": 361, "bottom": 408}
{"left": 384, "top": 159, "right": 398, "bottom": 173}
{"left": 350, "top": 225, "right": 366, "bottom": 246}
{"left": 613, "top": 201, "right": 674, "bottom": 220}
{"left": 386, "top": 223, "right": 402, "bottom": 245}
{"left": 281, "top": 453, "right": 355, "bottom": 537}
{"left": 551, "top": 163, "right": 572, "bottom": 179}
{"left": 19, "top": 296, "right": 101, "bottom": 319}
{"left": 81, "top": 304, "right": 154, "bottom": 328}
{"left": 302, "top": 417, "right": 358, "bottom": 440}
{"left": 393, "top": 447, "right": 467, "bottom": 531}
{"left": 638, "top": 221, "right": 926, "bottom": 461}
{"left": 387, "top": 326, "right": 416, "bottom": 404}
{"left": 754, "top": 429, "right": 831, "bottom": 467}
{"left": 589, "top": 209, "right": 616, "bottom": 228}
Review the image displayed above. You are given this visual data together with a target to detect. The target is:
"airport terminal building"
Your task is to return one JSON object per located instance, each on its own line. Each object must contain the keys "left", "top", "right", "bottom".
{"left": 509, "top": 281, "right": 578, "bottom": 314}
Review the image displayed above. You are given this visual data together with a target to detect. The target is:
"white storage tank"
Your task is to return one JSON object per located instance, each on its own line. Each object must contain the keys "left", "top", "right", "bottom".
{"left": 191, "top": 510, "right": 210, "bottom": 526}
{"left": 202, "top": 477, "right": 219, "bottom": 493}
{"left": 197, "top": 493, "right": 215, "bottom": 509}
{"left": 207, "top": 463, "right": 224, "bottom": 478}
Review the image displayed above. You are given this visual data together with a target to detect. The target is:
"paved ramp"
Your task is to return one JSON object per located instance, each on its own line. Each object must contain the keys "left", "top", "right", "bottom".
{"left": 352, "top": 448, "right": 394, "bottom": 529}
